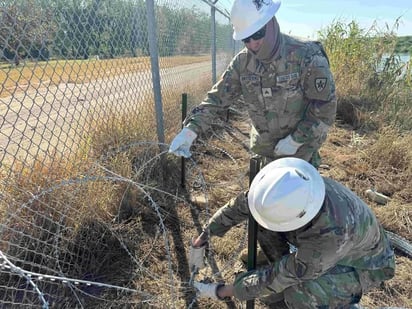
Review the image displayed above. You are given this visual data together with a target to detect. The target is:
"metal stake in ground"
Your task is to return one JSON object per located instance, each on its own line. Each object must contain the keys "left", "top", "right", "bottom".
{"left": 181, "top": 93, "right": 188, "bottom": 188}
{"left": 247, "top": 156, "right": 260, "bottom": 309}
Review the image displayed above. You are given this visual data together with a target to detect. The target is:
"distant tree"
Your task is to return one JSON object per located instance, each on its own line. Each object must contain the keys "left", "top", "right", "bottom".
{"left": 0, "top": 0, "right": 55, "bottom": 64}
{"left": 171, "top": 6, "right": 211, "bottom": 56}
{"left": 130, "top": 1, "right": 147, "bottom": 57}
{"left": 1, "top": 0, "right": 230, "bottom": 62}
{"left": 52, "top": 0, "right": 147, "bottom": 59}
{"left": 395, "top": 36, "right": 412, "bottom": 54}
{"left": 53, "top": 0, "right": 93, "bottom": 59}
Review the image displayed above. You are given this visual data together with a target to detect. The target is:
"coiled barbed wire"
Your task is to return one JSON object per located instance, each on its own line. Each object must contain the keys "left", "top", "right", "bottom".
{"left": 0, "top": 141, "right": 249, "bottom": 308}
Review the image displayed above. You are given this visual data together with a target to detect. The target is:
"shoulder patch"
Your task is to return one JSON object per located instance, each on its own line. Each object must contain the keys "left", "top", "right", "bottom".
{"left": 304, "top": 67, "right": 333, "bottom": 100}
{"left": 303, "top": 52, "right": 335, "bottom": 101}
{"left": 315, "top": 78, "right": 327, "bottom": 92}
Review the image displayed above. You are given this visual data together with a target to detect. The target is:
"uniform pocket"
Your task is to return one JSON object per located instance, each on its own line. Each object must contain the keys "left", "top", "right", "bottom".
{"left": 271, "top": 80, "right": 305, "bottom": 132}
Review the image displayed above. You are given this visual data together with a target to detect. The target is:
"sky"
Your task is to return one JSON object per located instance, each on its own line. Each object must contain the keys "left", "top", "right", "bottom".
{"left": 216, "top": 0, "right": 412, "bottom": 38}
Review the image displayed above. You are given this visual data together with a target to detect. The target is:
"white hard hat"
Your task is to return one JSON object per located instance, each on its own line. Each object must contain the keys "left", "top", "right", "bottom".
{"left": 230, "top": 0, "right": 281, "bottom": 40}
{"left": 248, "top": 158, "right": 325, "bottom": 232}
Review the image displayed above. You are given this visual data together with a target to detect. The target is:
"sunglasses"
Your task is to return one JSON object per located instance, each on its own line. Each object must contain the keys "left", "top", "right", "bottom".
{"left": 242, "top": 26, "right": 266, "bottom": 43}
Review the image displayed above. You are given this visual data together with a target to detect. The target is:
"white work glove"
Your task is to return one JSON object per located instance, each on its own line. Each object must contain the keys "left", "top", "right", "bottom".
{"left": 274, "top": 134, "right": 303, "bottom": 156}
{"left": 169, "top": 127, "right": 197, "bottom": 158}
{"left": 193, "top": 281, "right": 221, "bottom": 299}
{"left": 189, "top": 241, "right": 206, "bottom": 271}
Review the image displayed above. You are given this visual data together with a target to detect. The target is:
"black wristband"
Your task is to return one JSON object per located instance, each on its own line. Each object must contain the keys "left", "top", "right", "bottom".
{"left": 215, "top": 283, "right": 228, "bottom": 301}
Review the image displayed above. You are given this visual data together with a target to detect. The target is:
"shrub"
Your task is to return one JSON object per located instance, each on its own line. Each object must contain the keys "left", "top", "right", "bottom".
{"left": 319, "top": 19, "right": 411, "bottom": 131}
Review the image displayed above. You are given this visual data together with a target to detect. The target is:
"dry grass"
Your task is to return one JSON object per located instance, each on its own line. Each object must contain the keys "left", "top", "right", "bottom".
{"left": 1, "top": 68, "right": 411, "bottom": 308}
{"left": 165, "top": 105, "right": 412, "bottom": 308}
{"left": 320, "top": 124, "right": 412, "bottom": 241}
{"left": 317, "top": 123, "right": 411, "bottom": 308}
{"left": 1, "top": 97, "right": 411, "bottom": 308}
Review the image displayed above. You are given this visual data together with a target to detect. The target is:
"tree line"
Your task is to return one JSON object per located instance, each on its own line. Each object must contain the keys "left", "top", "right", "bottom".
{"left": 0, "top": 0, "right": 233, "bottom": 65}
{"left": 395, "top": 36, "right": 412, "bottom": 54}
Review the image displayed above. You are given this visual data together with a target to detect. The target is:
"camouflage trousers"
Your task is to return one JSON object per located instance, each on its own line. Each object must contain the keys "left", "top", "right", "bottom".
{"left": 260, "top": 265, "right": 362, "bottom": 308}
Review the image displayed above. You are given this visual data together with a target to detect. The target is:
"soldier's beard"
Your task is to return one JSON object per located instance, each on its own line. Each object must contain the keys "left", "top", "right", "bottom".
{"left": 254, "top": 17, "right": 281, "bottom": 63}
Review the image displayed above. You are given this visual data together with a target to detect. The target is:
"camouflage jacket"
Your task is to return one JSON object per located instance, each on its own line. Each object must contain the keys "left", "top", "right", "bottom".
{"left": 206, "top": 177, "right": 395, "bottom": 299}
{"left": 184, "top": 33, "right": 337, "bottom": 160}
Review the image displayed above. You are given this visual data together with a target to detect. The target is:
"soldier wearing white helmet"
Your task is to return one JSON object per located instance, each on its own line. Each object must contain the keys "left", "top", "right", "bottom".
{"left": 169, "top": 0, "right": 336, "bottom": 168}
{"left": 231, "top": 0, "right": 281, "bottom": 41}
{"left": 189, "top": 158, "right": 395, "bottom": 308}
{"left": 246, "top": 157, "right": 325, "bottom": 232}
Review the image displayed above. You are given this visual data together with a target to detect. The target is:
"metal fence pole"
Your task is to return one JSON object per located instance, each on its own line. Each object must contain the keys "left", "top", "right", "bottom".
{"left": 247, "top": 156, "right": 261, "bottom": 309}
{"left": 233, "top": 39, "right": 237, "bottom": 57}
{"left": 146, "top": 0, "right": 165, "bottom": 145}
{"left": 211, "top": 2, "right": 217, "bottom": 85}
{"left": 181, "top": 93, "right": 188, "bottom": 188}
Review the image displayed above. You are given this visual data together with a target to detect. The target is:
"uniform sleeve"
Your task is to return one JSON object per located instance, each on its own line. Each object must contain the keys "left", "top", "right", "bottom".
{"left": 232, "top": 225, "right": 354, "bottom": 299}
{"left": 183, "top": 55, "right": 243, "bottom": 135}
{"left": 292, "top": 50, "right": 337, "bottom": 144}
{"left": 206, "top": 192, "right": 249, "bottom": 237}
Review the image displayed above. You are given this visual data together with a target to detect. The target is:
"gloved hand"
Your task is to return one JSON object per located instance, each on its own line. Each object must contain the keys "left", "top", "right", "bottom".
{"left": 274, "top": 134, "right": 303, "bottom": 156}
{"left": 169, "top": 127, "right": 197, "bottom": 158}
{"left": 189, "top": 240, "right": 206, "bottom": 271}
{"left": 193, "top": 281, "right": 221, "bottom": 299}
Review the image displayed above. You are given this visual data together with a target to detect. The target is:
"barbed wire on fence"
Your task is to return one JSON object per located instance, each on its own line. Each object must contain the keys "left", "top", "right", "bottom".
{"left": 0, "top": 140, "right": 249, "bottom": 308}
{"left": 0, "top": 0, "right": 246, "bottom": 307}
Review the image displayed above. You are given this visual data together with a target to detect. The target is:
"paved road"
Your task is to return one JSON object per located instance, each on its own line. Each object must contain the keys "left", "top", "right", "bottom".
{"left": 0, "top": 59, "right": 229, "bottom": 168}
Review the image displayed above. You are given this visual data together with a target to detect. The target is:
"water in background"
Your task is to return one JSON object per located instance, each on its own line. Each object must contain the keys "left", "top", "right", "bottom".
{"left": 399, "top": 53, "right": 410, "bottom": 64}
{"left": 379, "top": 53, "right": 410, "bottom": 74}
{"left": 398, "top": 54, "right": 410, "bottom": 77}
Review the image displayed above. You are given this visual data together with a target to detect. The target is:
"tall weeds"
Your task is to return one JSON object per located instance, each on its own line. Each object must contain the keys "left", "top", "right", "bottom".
{"left": 319, "top": 19, "right": 411, "bottom": 130}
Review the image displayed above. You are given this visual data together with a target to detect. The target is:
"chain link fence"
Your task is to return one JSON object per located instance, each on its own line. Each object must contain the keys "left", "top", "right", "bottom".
{"left": 0, "top": 0, "right": 246, "bottom": 307}
{"left": 0, "top": 0, "right": 237, "bottom": 178}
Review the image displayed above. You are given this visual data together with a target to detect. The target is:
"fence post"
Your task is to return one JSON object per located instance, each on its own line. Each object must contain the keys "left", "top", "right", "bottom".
{"left": 146, "top": 0, "right": 165, "bottom": 145}
{"left": 211, "top": 2, "right": 217, "bottom": 85}
{"left": 247, "top": 156, "right": 260, "bottom": 309}
{"left": 181, "top": 93, "right": 188, "bottom": 188}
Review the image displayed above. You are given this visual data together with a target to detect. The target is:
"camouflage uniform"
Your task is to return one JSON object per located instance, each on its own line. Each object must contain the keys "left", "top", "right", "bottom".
{"left": 184, "top": 33, "right": 337, "bottom": 167}
{"left": 206, "top": 177, "right": 395, "bottom": 308}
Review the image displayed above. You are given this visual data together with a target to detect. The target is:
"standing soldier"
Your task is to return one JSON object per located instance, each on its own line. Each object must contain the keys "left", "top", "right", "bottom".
{"left": 169, "top": 0, "right": 336, "bottom": 169}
